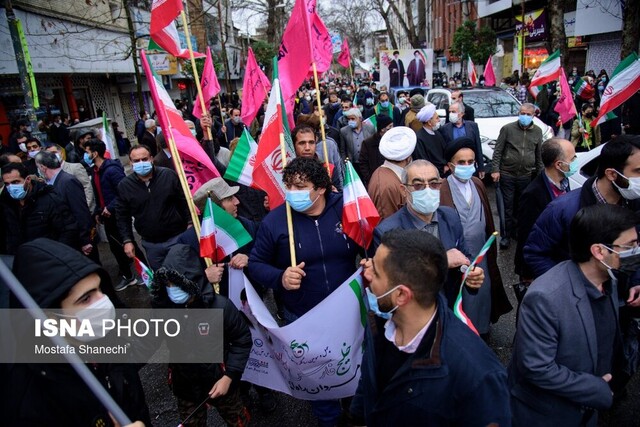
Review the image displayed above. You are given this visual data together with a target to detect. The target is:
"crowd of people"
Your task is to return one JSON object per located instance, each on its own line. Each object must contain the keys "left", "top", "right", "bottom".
{"left": 1, "top": 70, "right": 640, "bottom": 427}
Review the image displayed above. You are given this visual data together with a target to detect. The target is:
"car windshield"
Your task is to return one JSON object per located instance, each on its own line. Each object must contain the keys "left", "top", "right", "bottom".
{"left": 463, "top": 90, "right": 521, "bottom": 118}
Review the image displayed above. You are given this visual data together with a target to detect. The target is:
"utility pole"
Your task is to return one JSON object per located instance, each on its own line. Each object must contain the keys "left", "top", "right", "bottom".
{"left": 216, "top": 0, "right": 232, "bottom": 94}
{"left": 5, "top": 0, "right": 40, "bottom": 139}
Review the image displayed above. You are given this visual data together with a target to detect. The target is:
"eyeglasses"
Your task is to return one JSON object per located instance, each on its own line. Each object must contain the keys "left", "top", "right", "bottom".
{"left": 603, "top": 242, "right": 640, "bottom": 253}
{"left": 404, "top": 180, "right": 442, "bottom": 191}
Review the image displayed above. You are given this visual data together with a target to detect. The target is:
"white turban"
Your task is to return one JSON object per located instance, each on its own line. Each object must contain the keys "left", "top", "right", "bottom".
{"left": 379, "top": 127, "right": 417, "bottom": 161}
{"left": 415, "top": 104, "right": 436, "bottom": 123}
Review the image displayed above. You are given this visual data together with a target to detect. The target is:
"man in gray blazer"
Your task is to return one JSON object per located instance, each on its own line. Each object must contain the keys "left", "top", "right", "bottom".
{"left": 339, "top": 107, "right": 375, "bottom": 175}
{"left": 439, "top": 101, "right": 484, "bottom": 178}
{"left": 509, "top": 204, "right": 639, "bottom": 427}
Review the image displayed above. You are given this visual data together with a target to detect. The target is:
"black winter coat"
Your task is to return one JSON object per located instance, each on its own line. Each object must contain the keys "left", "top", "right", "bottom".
{"left": 1, "top": 180, "right": 78, "bottom": 254}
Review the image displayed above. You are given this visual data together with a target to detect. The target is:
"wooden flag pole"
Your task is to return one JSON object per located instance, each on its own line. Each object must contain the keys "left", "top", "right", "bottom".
{"left": 311, "top": 62, "right": 331, "bottom": 176}
{"left": 216, "top": 94, "right": 229, "bottom": 145}
{"left": 180, "top": 11, "right": 213, "bottom": 141}
{"left": 279, "top": 131, "right": 297, "bottom": 267}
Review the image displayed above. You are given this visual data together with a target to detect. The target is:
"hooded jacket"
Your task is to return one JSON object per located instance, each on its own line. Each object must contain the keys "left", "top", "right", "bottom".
{"left": 248, "top": 192, "right": 360, "bottom": 317}
{"left": 92, "top": 158, "right": 126, "bottom": 215}
{"left": 3, "top": 238, "right": 150, "bottom": 426}
{"left": 150, "top": 244, "right": 252, "bottom": 402}
{"left": 1, "top": 179, "right": 78, "bottom": 254}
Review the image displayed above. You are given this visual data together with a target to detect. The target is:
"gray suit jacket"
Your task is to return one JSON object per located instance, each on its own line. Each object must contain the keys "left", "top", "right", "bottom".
{"left": 339, "top": 122, "right": 375, "bottom": 166}
{"left": 508, "top": 261, "right": 616, "bottom": 427}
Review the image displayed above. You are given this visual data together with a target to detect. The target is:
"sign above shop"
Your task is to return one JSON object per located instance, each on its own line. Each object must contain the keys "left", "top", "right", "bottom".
{"left": 516, "top": 9, "right": 546, "bottom": 42}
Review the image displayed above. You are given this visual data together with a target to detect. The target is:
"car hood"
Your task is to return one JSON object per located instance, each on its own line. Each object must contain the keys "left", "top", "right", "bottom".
{"left": 475, "top": 116, "right": 550, "bottom": 141}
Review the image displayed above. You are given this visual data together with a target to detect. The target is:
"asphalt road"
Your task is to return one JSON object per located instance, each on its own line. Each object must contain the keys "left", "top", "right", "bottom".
{"left": 102, "top": 184, "right": 640, "bottom": 427}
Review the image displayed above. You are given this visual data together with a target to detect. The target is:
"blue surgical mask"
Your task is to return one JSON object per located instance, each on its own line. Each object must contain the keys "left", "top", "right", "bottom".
{"left": 365, "top": 286, "right": 400, "bottom": 319}
{"left": 167, "top": 286, "right": 190, "bottom": 304}
{"left": 83, "top": 152, "right": 94, "bottom": 167}
{"left": 285, "top": 189, "right": 317, "bottom": 212}
{"left": 348, "top": 120, "right": 358, "bottom": 129}
{"left": 410, "top": 188, "right": 440, "bottom": 215}
{"left": 453, "top": 164, "right": 476, "bottom": 181}
{"left": 7, "top": 183, "right": 27, "bottom": 200}
{"left": 560, "top": 159, "right": 579, "bottom": 178}
{"left": 380, "top": 101, "right": 390, "bottom": 108}
{"left": 518, "top": 114, "right": 533, "bottom": 127}
{"left": 132, "top": 161, "right": 153, "bottom": 176}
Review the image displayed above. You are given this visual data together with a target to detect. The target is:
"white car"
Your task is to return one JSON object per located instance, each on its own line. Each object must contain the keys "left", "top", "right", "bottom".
{"left": 568, "top": 143, "right": 604, "bottom": 189}
{"left": 426, "top": 87, "right": 555, "bottom": 170}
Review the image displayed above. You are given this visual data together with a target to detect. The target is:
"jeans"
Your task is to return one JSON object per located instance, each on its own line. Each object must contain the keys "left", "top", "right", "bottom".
{"left": 500, "top": 173, "right": 532, "bottom": 239}
{"left": 282, "top": 308, "right": 343, "bottom": 426}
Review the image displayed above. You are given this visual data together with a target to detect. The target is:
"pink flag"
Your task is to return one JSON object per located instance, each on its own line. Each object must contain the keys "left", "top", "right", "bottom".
{"left": 309, "top": 11, "right": 333, "bottom": 73}
{"left": 484, "top": 55, "right": 496, "bottom": 87}
{"left": 140, "top": 50, "right": 220, "bottom": 193}
{"left": 241, "top": 47, "right": 272, "bottom": 127}
{"left": 192, "top": 47, "right": 221, "bottom": 119}
{"left": 554, "top": 68, "right": 578, "bottom": 124}
{"left": 278, "top": 0, "right": 313, "bottom": 124}
{"left": 338, "top": 38, "right": 351, "bottom": 68}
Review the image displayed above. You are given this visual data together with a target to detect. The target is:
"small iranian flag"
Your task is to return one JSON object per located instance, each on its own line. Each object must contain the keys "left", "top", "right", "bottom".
{"left": 342, "top": 159, "right": 380, "bottom": 249}
{"left": 573, "top": 76, "right": 595, "bottom": 100}
{"left": 134, "top": 257, "right": 154, "bottom": 288}
{"left": 529, "top": 49, "right": 562, "bottom": 88}
{"left": 364, "top": 115, "right": 377, "bottom": 132}
{"left": 595, "top": 53, "right": 640, "bottom": 126}
{"left": 200, "top": 197, "right": 253, "bottom": 261}
{"left": 100, "top": 112, "right": 116, "bottom": 159}
{"left": 224, "top": 129, "right": 258, "bottom": 186}
{"left": 453, "top": 289, "right": 479, "bottom": 335}
{"left": 467, "top": 55, "right": 478, "bottom": 86}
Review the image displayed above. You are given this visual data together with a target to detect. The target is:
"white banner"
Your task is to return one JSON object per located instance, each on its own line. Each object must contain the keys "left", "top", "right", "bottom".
{"left": 230, "top": 269, "right": 366, "bottom": 400}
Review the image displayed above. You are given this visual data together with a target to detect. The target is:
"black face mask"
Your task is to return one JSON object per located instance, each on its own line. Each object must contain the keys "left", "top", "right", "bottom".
{"left": 618, "top": 250, "right": 640, "bottom": 275}
{"left": 584, "top": 112, "right": 593, "bottom": 118}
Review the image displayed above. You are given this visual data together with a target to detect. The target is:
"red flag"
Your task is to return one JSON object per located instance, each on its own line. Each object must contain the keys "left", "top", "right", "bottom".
{"left": 484, "top": 55, "right": 496, "bottom": 87}
{"left": 278, "top": 0, "right": 313, "bottom": 125}
{"left": 342, "top": 160, "right": 380, "bottom": 249}
{"left": 309, "top": 11, "right": 333, "bottom": 73}
{"left": 140, "top": 50, "right": 220, "bottom": 194}
{"left": 554, "top": 68, "right": 578, "bottom": 124}
{"left": 192, "top": 47, "right": 221, "bottom": 119}
{"left": 149, "top": 0, "right": 204, "bottom": 59}
{"left": 241, "top": 47, "right": 272, "bottom": 127}
{"left": 338, "top": 38, "right": 351, "bottom": 68}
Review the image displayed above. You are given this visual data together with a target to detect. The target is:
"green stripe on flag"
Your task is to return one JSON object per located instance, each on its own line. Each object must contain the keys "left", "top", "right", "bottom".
{"left": 364, "top": 115, "right": 377, "bottom": 131}
{"left": 611, "top": 52, "right": 639, "bottom": 79}
{"left": 224, "top": 129, "right": 255, "bottom": 185}
{"left": 348, "top": 278, "right": 367, "bottom": 328}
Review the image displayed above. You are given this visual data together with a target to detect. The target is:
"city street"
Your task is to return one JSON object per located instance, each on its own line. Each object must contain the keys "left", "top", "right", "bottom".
{"left": 105, "top": 184, "right": 640, "bottom": 427}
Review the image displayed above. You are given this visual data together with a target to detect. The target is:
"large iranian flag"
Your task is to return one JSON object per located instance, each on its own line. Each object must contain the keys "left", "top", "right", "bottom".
{"left": 342, "top": 160, "right": 380, "bottom": 249}
{"left": 530, "top": 50, "right": 562, "bottom": 87}
{"left": 595, "top": 53, "right": 640, "bottom": 126}
{"left": 224, "top": 129, "right": 258, "bottom": 186}
{"left": 200, "top": 197, "right": 253, "bottom": 261}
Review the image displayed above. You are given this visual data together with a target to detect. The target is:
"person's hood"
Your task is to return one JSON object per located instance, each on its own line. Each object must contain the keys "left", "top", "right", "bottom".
{"left": 11, "top": 238, "right": 111, "bottom": 308}
{"left": 99, "top": 158, "right": 123, "bottom": 172}
{"left": 150, "top": 244, "right": 206, "bottom": 306}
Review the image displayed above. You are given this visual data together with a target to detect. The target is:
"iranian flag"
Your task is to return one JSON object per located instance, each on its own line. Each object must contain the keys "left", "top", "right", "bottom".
{"left": 252, "top": 59, "right": 295, "bottom": 209}
{"left": 149, "top": 0, "right": 204, "bottom": 59}
{"left": 467, "top": 55, "right": 478, "bottom": 87}
{"left": 364, "top": 115, "right": 377, "bottom": 132}
{"left": 134, "top": 257, "right": 154, "bottom": 288}
{"left": 573, "top": 76, "right": 595, "bottom": 100}
{"left": 224, "top": 129, "right": 258, "bottom": 186}
{"left": 529, "top": 49, "right": 562, "bottom": 88}
{"left": 200, "top": 197, "right": 253, "bottom": 261}
{"left": 453, "top": 289, "right": 479, "bottom": 335}
{"left": 342, "top": 160, "right": 380, "bottom": 249}
{"left": 100, "top": 111, "right": 116, "bottom": 158}
{"left": 595, "top": 53, "right": 640, "bottom": 126}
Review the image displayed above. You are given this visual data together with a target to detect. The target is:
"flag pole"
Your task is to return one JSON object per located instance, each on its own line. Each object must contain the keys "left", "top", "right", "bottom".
{"left": 311, "top": 62, "right": 331, "bottom": 176}
{"left": 179, "top": 11, "right": 213, "bottom": 141}
{"left": 216, "top": 94, "right": 229, "bottom": 145}
{"left": 280, "top": 132, "right": 297, "bottom": 267}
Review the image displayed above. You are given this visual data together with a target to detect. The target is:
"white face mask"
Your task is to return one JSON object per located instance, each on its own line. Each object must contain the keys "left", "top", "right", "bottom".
{"left": 449, "top": 112, "right": 459, "bottom": 124}
{"left": 56, "top": 295, "right": 116, "bottom": 342}
{"left": 613, "top": 170, "right": 640, "bottom": 200}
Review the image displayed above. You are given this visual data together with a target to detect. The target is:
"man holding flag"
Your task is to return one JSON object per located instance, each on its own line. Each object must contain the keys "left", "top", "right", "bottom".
{"left": 248, "top": 157, "right": 361, "bottom": 426}
{"left": 350, "top": 229, "right": 510, "bottom": 425}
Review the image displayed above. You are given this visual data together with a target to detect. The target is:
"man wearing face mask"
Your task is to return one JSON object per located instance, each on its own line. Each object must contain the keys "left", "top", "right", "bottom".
{"left": 45, "top": 144, "right": 96, "bottom": 213}
{"left": 510, "top": 204, "right": 638, "bottom": 426}
{"left": 0, "top": 162, "right": 78, "bottom": 254}
{"left": 322, "top": 91, "right": 342, "bottom": 127}
{"left": 3, "top": 238, "right": 151, "bottom": 426}
{"left": 491, "top": 103, "right": 543, "bottom": 249}
{"left": 248, "top": 157, "right": 361, "bottom": 427}
{"left": 116, "top": 145, "right": 192, "bottom": 270}
{"left": 23, "top": 137, "right": 43, "bottom": 175}
{"left": 514, "top": 138, "right": 575, "bottom": 295}
{"left": 374, "top": 160, "right": 485, "bottom": 308}
{"left": 413, "top": 103, "right": 448, "bottom": 175}
{"left": 339, "top": 107, "right": 375, "bottom": 174}
{"left": 374, "top": 92, "right": 401, "bottom": 126}
{"left": 349, "top": 229, "right": 511, "bottom": 426}
{"left": 219, "top": 108, "right": 245, "bottom": 148}
{"left": 368, "top": 127, "right": 416, "bottom": 220}
{"left": 358, "top": 115, "right": 394, "bottom": 186}
{"left": 440, "top": 101, "right": 484, "bottom": 179}
{"left": 439, "top": 138, "right": 512, "bottom": 337}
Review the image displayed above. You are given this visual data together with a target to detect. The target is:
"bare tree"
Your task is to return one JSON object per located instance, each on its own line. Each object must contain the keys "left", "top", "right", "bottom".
{"left": 371, "top": 0, "right": 398, "bottom": 49}
{"left": 386, "top": 0, "right": 426, "bottom": 48}
{"left": 621, "top": 0, "right": 640, "bottom": 58}
{"left": 323, "top": 0, "right": 374, "bottom": 59}
{"left": 229, "top": 0, "right": 293, "bottom": 47}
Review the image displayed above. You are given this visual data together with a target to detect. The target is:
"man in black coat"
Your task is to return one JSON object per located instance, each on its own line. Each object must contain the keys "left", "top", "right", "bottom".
{"left": 35, "top": 150, "right": 99, "bottom": 263}
{"left": 451, "top": 90, "right": 475, "bottom": 122}
{"left": 0, "top": 162, "right": 77, "bottom": 254}
{"left": 141, "top": 119, "right": 159, "bottom": 157}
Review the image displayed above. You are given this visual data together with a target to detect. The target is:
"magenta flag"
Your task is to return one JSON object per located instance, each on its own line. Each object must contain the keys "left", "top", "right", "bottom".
{"left": 337, "top": 38, "right": 351, "bottom": 68}
{"left": 141, "top": 50, "right": 220, "bottom": 194}
{"left": 241, "top": 47, "right": 272, "bottom": 127}
{"left": 484, "top": 55, "right": 496, "bottom": 87}
{"left": 278, "top": 0, "right": 313, "bottom": 124}
{"left": 193, "top": 47, "right": 221, "bottom": 119}
{"left": 309, "top": 11, "right": 333, "bottom": 73}
{"left": 554, "top": 68, "right": 578, "bottom": 124}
